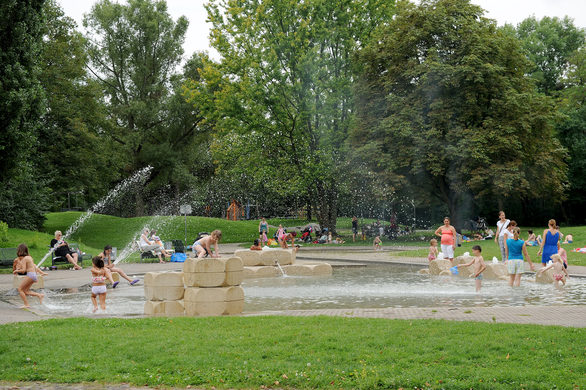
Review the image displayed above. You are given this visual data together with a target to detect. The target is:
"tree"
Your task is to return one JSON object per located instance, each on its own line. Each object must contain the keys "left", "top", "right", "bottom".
{"left": 37, "top": 0, "right": 123, "bottom": 210}
{"left": 0, "top": 0, "right": 49, "bottom": 229}
{"left": 352, "top": 0, "right": 567, "bottom": 228}
{"left": 84, "top": 0, "right": 189, "bottom": 215}
{"left": 515, "top": 16, "right": 585, "bottom": 96}
{"left": 190, "top": 0, "right": 394, "bottom": 230}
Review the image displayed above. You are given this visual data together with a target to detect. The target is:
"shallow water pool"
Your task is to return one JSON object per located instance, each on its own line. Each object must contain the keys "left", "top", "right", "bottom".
{"left": 5, "top": 264, "right": 585, "bottom": 317}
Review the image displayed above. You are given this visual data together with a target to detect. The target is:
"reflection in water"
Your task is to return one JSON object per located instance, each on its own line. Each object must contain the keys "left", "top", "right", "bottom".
{"left": 3, "top": 264, "right": 585, "bottom": 317}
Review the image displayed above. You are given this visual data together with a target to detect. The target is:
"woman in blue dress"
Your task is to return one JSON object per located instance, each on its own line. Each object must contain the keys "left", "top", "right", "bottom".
{"left": 537, "top": 219, "right": 560, "bottom": 268}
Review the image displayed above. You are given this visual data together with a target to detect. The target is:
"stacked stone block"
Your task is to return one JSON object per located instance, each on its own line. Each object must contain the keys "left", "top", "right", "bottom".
{"left": 183, "top": 256, "right": 244, "bottom": 316}
{"left": 235, "top": 248, "right": 332, "bottom": 278}
{"left": 143, "top": 272, "right": 185, "bottom": 316}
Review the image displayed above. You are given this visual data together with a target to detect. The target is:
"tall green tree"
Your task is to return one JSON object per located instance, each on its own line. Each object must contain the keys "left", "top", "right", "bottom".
{"left": 352, "top": 0, "right": 567, "bottom": 228}
{"left": 84, "top": 0, "right": 189, "bottom": 214}
{"left": 0, "top": 0, "right": 49, "bottom": 229}
{"left": 515, "top": 16, "right": 585, "bottom": 96}
{"left": 37, "top": 0, "right": 123, "bottom": 210}
{"left": 190, "top": 0, "right": 394, "bottom": 230}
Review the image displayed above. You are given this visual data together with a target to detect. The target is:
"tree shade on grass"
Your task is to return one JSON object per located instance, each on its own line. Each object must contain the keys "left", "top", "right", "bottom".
{"left": 0, "top": 316, "right": 583, "bottom": 389}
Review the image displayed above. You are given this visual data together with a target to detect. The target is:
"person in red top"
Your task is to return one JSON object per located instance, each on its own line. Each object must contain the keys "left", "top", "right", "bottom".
{"left": 434, "top": 217, "right": 457, "bottom": 262}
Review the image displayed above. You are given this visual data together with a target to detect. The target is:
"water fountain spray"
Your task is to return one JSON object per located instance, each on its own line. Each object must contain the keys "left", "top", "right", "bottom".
{"left": 37, "top": 167, "right": 153, "bottom": 267}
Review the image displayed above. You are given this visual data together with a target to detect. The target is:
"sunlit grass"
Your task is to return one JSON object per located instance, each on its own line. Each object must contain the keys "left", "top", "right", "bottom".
{"left": 0, "top": 316, "right": 582, "bottom": 389}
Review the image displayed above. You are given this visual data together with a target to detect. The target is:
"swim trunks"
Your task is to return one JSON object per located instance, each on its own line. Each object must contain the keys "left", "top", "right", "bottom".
{"left": 507, "top": 259, "right": 524, "bottom": 275}
{"left": 475, "top": 274, "right": 483, "bottom": 280}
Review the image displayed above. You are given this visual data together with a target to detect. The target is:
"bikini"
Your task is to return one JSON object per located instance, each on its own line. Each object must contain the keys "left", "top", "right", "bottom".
{"left": 27, "top": 272, "right": 38, "bottom": 282}
{"left": 91, "top": 274, "right": 107, "bottom": 295}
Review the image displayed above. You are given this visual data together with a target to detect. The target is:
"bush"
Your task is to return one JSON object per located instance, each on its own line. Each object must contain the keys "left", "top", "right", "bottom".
{"left": 0, "top": 220, "right": 8, "bottom": 244}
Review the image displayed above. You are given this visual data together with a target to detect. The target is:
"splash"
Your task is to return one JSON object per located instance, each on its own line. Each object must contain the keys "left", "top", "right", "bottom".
{"left": 37, "top": 167, "right": 153, "bottom": 267}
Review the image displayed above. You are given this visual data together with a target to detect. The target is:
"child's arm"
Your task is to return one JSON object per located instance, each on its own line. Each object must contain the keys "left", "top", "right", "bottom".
{"left": 105, "top": 268, "right": 114, "bottom": 284}
{"left": 457, "top": 259, "right": 474, "bottom": 268}
{"left": 539, "top": 263, "right": 553, "bottom": 273}
{"left": 521, "top": 243, "right": 535, "bottom": 271}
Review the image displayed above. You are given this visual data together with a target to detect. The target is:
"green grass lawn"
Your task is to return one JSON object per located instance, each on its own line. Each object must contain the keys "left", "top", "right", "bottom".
{"left": 0, "top": 316, "right": 583, "bottom": 389}
{"left": 395, "top": 226, "right": 586, "bottom": 267}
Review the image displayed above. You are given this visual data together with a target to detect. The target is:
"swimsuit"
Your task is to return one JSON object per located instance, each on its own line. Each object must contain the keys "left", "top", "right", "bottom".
{"left": 475, "top": 274, "right": 483, "bottom": 280}
{"left": 553, "top": 274, "right": 564, "bottom": 281}
{"left": 92, "top": 276, "right": 106, "bottom": 284}
{"left": 91, "top": 285, "right": 107, "bottom": 295}
{"left": 27, "top": 272, "right": 38, "bottom": 282}
{"left": 260, "top": 223, "right": 268, "bottom": 233}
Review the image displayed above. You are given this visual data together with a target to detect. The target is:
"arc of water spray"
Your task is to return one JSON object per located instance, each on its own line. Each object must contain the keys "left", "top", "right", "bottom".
{"left": 37, "top": 167, "right": 153, "bottom": 267}
{"left": 113, "top": 190, "right": 195, "bottom": 265}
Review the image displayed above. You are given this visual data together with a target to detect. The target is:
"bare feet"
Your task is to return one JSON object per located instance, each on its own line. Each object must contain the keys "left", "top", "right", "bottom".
{"left": 74, "top": 265, "right": 82, "bottom": 270}
{"left": 20, "top": 305, "right": 31, "bottom": 309}
{"left": 93, "top": 307, "right": 98, "bottom": 313}
{"left": 38, "top": 294, "right": 44, "bottom": 305}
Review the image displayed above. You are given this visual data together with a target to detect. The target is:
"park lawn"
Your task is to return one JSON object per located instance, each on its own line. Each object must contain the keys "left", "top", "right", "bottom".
{"left": 0, "top": 317, "right": 583, "bottom": 389}
{"left": 0, "top": 228, "right": 102, "bottom": 273}
{"left": 395, "top": 226, "right": 586, "bottom": 267}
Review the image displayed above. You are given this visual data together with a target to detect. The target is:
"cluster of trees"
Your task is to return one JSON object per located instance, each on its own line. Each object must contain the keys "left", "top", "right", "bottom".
{"left": 0, "top": 0, "right": 584, "bottom": 231}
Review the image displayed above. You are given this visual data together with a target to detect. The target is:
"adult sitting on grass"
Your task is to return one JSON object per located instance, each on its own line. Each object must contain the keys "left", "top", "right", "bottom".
{"left": 193, "top": 230, "right": 222, "bottom": 258}
{"left": 99, "top": 245, "right": 139, "bottom": 287}
{"left": 139, "top": 228, "right": 168, "bottom": 263}
{"left": 13, "top": 243, "right": 47, "bottom": 308}
{"left": 50, "top": 230, "right": 82, "bottom": 270}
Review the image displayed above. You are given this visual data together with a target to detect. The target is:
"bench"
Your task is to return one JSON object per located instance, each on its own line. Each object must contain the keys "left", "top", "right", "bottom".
{"left": 51, "top": 243, "right": 89, "bottom": 267}
{"left": 0, "top": 247, "right": 17, "bottom": 268}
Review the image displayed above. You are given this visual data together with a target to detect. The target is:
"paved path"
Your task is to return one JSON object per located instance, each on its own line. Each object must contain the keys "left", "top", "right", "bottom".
{"left": 1, "top": 245, "right": 584, "bottom": 327}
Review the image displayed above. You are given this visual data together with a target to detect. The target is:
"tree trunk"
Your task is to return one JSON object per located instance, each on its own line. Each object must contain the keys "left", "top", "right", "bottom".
{"left": 315, "top": 179, "right": 338, "bottom": 234}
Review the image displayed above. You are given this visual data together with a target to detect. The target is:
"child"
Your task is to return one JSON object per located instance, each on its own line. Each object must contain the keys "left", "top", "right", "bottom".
{"left": 558, "top": 247, "right": 568, "bottom": 269}
{"left": 99, "top": 245, "right": 139, "bottom": 286}
{"left": 91, "top": 256, "right": 115, "bottom": 313}
{"left": 526, "top": 230, "right": 538, "bottom": 246}
{"left": 563, "top": 234, "right": 573, "bottom": 244}
{"left": 428, "top": 239, "right": 438, "bottom": 261}
{"left": 12, "top": 244, "right": 47, "bottom": 308}
{"left": 250, "top": 239, "right": 262, "bottom": 251}
{"left": 193, "top": 230, "right": 222, "bottom": 258}
{"left": 539, "top": 254, "right": 568, "bottom": 288}
{"left": 457, "top": 245, "right": 486, "bottom": 292}
{"left": 373, "top": 236, "right": 382, "bottom": 250}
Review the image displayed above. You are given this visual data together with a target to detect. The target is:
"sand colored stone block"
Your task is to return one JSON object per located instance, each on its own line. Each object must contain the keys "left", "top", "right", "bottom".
{"left": 12, "top": 275, "right": 44, "bottom": 289}
{"left": 243, "top": 266, "right": 278, "bottom": 278}
{"left": 224, "top": 270, "right": 243, "bottom": 286}
{"left": 144, "top": 300, "right": 185, "bottom": 316}
{"left": 483, "top": 263, "right": 508, "bottom": 280}
{"left": 439, "top": 270, "right": 452, "bottom": 276}
{"left": 282, "top": 263, "right": 332, "bottom": 276}
{"left": 183, "top": 272, "right": 225, "bottom": 287}
{"left": 144, "top": 272, "right": 183, "bottom": 287}
{"left": 185, "top": 301, "right": 226, "bottom": 316}
{"left": 225, "top": 299, "right": 244, "bottom": 315}
{"left": 454, "top": 255, "right": 473, "bottom": 266}
{"left": 234, "top": 250, "right": 262, "bottom": 266}
{"left": 260, "top": 249, "right": 294, "bottom": 265}
{"left": 429, "top": 259, "right": 452, "bottom": 275}
{"left": 184, "top": 286, "right": 244, "bottom": 303}
{"left": 183, "top": 258, "right": 225, "bottom": 273}
{"left": 164, "top": 300, "right": 185, "bottom": 316}
{"left": 311, "top": 263, "right": 332, "bottom": 275}
{"left": 225, "top": 256, "right": 244, "bottom": 272}
{"left": 144, "top": 300, "right": 165, "bottom": 315}
{"left": 419, "top": 268, "right": 430, "bottom": 274}
{"left": 144, "top": 286, "right": 185, "bottom": 301}
{"left": 535, "top": 268, "right": 554, "bottom": 284}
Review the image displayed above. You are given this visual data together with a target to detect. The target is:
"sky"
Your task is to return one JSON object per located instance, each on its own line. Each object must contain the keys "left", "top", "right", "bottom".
{"left": 58, "top": 0, "right": 586, "bottom": 62}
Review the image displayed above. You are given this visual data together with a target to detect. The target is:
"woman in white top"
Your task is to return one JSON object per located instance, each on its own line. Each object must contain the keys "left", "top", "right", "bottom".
{"left": 494, "top": 211, "right": 510, "bottom": 261}
{"left": 139, "top": 228, "right": 166, "bottom": 263}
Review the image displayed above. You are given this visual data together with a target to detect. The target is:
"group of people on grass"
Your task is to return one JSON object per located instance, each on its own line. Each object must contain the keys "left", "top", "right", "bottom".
{"left": 428, "top": 211, "right": 571, "bottom": 291}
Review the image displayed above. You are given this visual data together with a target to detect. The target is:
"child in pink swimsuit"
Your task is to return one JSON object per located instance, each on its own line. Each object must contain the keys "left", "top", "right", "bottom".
{"left": 428, "top": 239, "right": 438, "bottom": 261}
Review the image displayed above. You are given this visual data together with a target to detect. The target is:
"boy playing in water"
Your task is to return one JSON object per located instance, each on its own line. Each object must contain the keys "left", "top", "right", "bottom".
{"left": 457, "top": 245, "right": 486, "bottom": 292}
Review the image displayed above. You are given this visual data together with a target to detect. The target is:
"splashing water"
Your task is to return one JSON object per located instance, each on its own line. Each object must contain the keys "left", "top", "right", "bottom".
{"left": 113, "top": 190, "right": 195, "bottom": 265}
{"left": 37, "top": 167, "right": 153, "bottom": 267}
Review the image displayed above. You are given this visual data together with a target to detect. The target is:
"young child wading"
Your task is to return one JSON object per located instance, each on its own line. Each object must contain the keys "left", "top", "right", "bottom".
{"left": 457, "top": 245, "right": 486, "bottom": 292}
{"left": 428, "top": 239, "right": 438, "bottom": 261}
{"left": 539, "top": 254, "right": 569, "bottom": 288}
{"left": 91, "top": 256, "right": 115, "bottom": 313}
{"left": 12, "top": 243, "right": 48, "bottom": 308}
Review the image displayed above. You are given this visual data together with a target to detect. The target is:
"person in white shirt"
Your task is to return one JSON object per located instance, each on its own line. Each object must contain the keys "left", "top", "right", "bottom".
{"left": 494, "top": 211, "right": 510, "bottom": 261}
